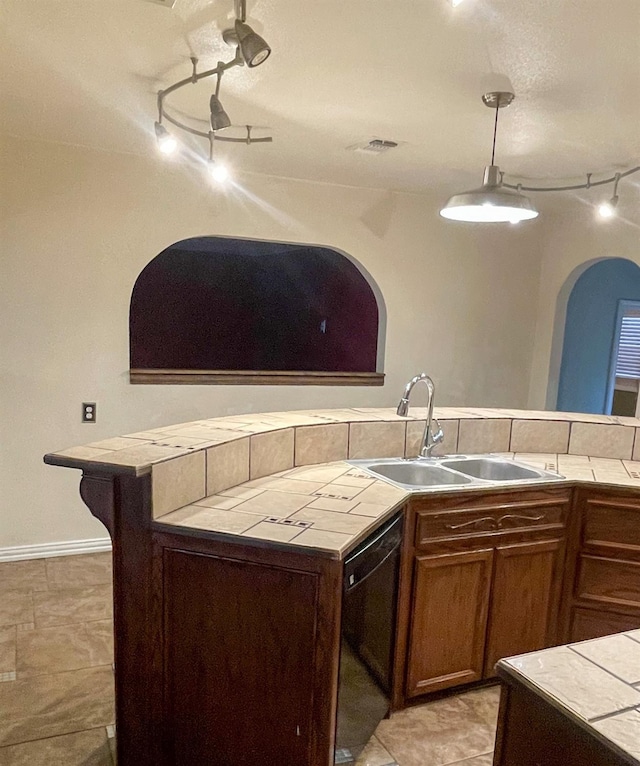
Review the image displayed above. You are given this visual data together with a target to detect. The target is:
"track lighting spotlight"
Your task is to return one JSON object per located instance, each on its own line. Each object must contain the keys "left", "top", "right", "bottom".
{"left": 208, "top": 160, "right": 230, "bottom": 183}
{"left": 598, "top": 197, "right": 618, "bottom": 219}
{"left": 154, "top": 122, "right": 177, "bottom": 155}
{"left": 210, "top": 94, "right": 231, "bottom": 131}
{"left": 597, "top": 173, "right": 621, "bottom": 220}
{"left": 224, "top": 20, "right": 271, "bottom": 68}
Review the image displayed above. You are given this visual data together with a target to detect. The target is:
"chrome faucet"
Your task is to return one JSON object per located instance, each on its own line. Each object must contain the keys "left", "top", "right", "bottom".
{"left": 397, "top": 373, "right": 444, "bottom": 458}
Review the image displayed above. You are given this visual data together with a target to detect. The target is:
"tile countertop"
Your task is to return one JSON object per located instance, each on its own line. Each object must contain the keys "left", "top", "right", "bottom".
{"left": 44, "top": 407, "right": 640, "bottom": 476}
{"left": 42, "top": 407, "right": 640, "bottom": 559}
{"left": 498, "top": 631, "right": 640, "bottom": 764}
{"left": 155, "top": 453, "right": 640, "bottom": 559}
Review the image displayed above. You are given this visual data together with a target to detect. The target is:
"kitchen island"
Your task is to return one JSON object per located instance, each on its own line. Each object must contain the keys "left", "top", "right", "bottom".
{"left": 43, "top": 407, "right": 640, "bottom": 765}
{"left": 495, "top": 631, "right": 640, "bottom": 765}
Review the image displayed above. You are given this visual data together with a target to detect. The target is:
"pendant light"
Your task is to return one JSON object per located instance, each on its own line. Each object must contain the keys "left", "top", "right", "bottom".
{"left": 440, "top": 91, "right": 538, "bottom": 223}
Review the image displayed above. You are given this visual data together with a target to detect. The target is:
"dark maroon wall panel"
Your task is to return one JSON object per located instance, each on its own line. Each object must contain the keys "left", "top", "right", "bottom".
{"left": 130, "top": 237, "right": 379, "bottom": 373}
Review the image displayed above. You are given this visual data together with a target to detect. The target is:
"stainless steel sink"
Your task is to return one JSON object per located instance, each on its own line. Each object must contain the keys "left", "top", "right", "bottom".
{"left": 440, "top": 457, "right": 543, "bottom": 482}
{"left": 363, "top": 461, "right": 473, "bottom": 489}
{"left": 348, "top": 455, "right": 563, "bottom": 492}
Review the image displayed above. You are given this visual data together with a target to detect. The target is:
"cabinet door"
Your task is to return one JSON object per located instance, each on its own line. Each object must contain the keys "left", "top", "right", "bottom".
{"left": 406, "top": 549, "right": 493, "bottom": 697}
{"left": 163, "top": 548, "right": 318, "bottom": 766}
{"left": 484, "top": 538, "right": 564, "bottom": 675}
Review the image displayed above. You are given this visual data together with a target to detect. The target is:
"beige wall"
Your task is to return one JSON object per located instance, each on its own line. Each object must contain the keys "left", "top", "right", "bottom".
{"left": 1, "top": 135, "right": 542, "bottom": 549}
{"left": 527, "top": 188, "right": 640, "bottom": 410}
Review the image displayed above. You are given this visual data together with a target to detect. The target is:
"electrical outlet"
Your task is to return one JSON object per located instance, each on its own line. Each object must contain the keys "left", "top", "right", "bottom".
{"left": 82, "top": 402, "right": 97, "bottom": 423}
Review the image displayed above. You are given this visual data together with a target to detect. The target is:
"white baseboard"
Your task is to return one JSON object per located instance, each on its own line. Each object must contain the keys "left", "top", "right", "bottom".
{"left": 0, "top": 538, "right": 112, "bottom": 562}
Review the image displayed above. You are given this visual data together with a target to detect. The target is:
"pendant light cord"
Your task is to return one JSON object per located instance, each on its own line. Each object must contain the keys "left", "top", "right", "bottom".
{"left": 491, "top": 105, "right": 499, "bottom": 166}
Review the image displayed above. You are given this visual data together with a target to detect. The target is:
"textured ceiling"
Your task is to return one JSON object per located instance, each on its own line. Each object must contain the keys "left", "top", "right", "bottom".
{"left": 1, "top": 0, "right": 639, "bottom": 193}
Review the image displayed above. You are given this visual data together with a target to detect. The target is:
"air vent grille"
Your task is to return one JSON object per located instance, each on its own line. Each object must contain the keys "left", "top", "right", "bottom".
{"left": 143, "top": 0, "right": 176, "bottom": 7}
{"left": 348, "top": 139, "right": 400, "bottom": 155}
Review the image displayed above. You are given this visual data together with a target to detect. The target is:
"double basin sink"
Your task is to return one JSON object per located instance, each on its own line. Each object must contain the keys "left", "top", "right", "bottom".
{"left": 348, "top": 455, "right": 564, "bottom": 492}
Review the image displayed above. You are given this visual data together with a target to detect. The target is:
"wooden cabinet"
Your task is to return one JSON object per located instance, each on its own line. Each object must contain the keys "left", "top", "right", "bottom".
{"left": 484, "top": 539, "right": 564, "bottom": 672}
{"left": 163, "top": 548, "right": 320, "bottom": 765}
{"left": 78, "top": 472, "right": 345, "bottom": 766}
{"left": 406, "top": 549, "right": 493, "bottom": 695}
{"left": 150, "top": 531, "right": 344, "bottom": 766}
{"left": 494, "top": 675, "right": 629, "bottom": 766}
{"left": 565, "top": 487, "right": 640, "bottom": 642}
{"left": 399, "top": 487, "right": 571, "bottom": 701}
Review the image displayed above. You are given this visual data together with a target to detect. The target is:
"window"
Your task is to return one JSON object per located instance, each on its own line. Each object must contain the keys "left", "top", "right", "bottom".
{"left": 615, "top": 307, "right": 640, "bottom": 378}
{"left": 610, "top": 301, "right": 640, "bottom": 416}
{"left": 129, "top": 237, "right": 384, "bottom": 385}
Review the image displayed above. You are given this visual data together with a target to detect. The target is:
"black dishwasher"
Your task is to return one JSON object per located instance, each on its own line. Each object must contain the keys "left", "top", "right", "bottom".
{"left": 334, "top": 511, "right": 403, "bottom": 765}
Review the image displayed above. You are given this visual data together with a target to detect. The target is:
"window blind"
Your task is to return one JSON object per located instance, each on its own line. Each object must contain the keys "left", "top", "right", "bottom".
{"left": 615, "top": 308, "right": 640, "bottom": 379}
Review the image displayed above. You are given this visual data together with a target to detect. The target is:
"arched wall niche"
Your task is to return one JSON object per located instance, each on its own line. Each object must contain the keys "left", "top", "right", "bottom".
{"left": 129, "top": 235, "right": 386, "bottom": 386}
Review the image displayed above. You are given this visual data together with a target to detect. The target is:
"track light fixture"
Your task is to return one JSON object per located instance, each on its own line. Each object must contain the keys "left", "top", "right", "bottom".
{"left": 154, "top": 122, "right": 177, "bottom": 155}
{"left": 207, "top": 132, "right": 230, "bottom": 183}
{"left": 223, "top": 19, "right": 271, "bottom": 68}
{"left": 597, "top": 173, "right": 621, "bottom": 219}
{"left": 209, "top": 92, "right": 231, "bottom": 132}
{"left": 153, "top": 0, "right": 272, "bottom": 166}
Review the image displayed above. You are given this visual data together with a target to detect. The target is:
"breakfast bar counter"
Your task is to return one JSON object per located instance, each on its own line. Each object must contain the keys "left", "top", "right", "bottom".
{"left": 42, "top": 407, "right": 640, "bottom": 765}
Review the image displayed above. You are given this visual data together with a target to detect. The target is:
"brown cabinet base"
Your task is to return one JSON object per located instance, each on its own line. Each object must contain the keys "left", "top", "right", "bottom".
{"left": 495, "top": 678, "right": 634, "bottom": 766}
{"left": 397, "top": 487, "right": 571, "bottom": 705}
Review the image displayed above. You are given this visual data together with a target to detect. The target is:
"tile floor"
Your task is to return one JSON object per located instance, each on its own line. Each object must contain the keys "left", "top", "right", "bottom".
{"left": 0, "top": 552, "right": 499, "bottom": 766}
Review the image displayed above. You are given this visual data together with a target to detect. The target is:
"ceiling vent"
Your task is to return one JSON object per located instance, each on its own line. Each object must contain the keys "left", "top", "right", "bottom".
{"left": 143, "top": 0, "right": 176, "bottom": 7}
{"left": 348, "top": 139, "right": 399, "bottom": 155}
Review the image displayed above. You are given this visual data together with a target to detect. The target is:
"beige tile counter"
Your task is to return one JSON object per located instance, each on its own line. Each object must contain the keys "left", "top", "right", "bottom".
{"left": 498, "top": 631, "right": 640, "bottom": 764}
{"left": 157, "top": 461, "right": 407, "bottom": 557}
{"left": 44, "top": 407, "right": 640, "bottom": 476}
{"left": 43, "top": 407, "right": 640, "bottom": 558}
{"left": 153, "top": 451, "right": 640, "bottom": 558}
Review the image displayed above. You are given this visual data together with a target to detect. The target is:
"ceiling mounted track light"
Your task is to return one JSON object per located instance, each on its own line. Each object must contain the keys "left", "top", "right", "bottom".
{"left": 153, "top": 0, "right": 272, "bottom": 167}
{"left": 223, "top": 19, "right": 271, "bottom": 68}
{"left": 440, "top": 90, "right": 539, "bottom": 224}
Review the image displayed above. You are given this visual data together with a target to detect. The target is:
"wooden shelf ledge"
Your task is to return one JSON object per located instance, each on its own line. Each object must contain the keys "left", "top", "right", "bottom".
{"left": 129, "top": 369, "right": 385, "bottom": 386}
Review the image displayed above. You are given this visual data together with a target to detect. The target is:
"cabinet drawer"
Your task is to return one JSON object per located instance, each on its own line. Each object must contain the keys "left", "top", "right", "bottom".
{"left": 576, "top": 555, "right": 640, "bottom": 609}
{"left": 583, "top": 498, "right": 640, "bottom": 553}
{"left": 570, "top": 607, "right": 640, "bottom": 642}
{"left": 416, "top": 499, "right": 567, "bottom": 547}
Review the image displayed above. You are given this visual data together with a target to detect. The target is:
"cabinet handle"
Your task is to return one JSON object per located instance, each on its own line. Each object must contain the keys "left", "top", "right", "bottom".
{"left": 444, "top": 513, "right": 545, "bottom": 532}
{"left": 497, "top": 513, "right": 545, "bottom": 528}
{"left": 445, "top": 516, "right": 498, "bottom": 531}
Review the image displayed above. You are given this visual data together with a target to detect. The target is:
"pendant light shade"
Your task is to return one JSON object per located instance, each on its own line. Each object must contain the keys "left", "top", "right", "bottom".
{"left": 440, "top": 88, "right": 539, "bottom": 224}
{"left": 440, "top": 165, "right": 538, "bottom": 223}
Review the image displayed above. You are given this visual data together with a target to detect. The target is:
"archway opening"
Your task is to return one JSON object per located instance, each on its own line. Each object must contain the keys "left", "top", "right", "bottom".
{"left": 129, "top": 236, "right": 385, "bottom": 386}
{"left": 556, "top": 258, "right": 640, "bottom": 413}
